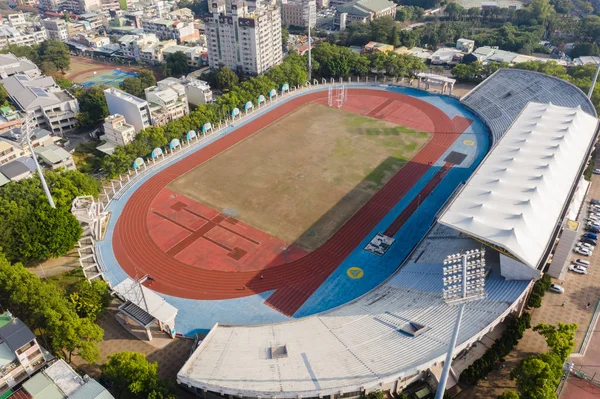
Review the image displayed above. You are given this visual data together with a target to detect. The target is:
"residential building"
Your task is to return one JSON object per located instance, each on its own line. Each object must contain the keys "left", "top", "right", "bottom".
{"left": 334, "top": 0, "right": 396, "bottom": 30}
{"left": 169, "top": 7, "right": 195, "bottom": 22}
{"left": 141, "top": 19, "right": 196, "bottom": 43}
{"left": 145, "top": 81, "right": 189, "bottom": 126}
{"left": 0, "top": 53, "right": 40, "bottom": 79}
{"left": 77, "top": 13, "right": 106, "bottom": 30}
{"left": 14, "top": 359, "right": 115, "bottom": 398}
{"left": 6, "top": 13, "right": 27, "bottom": 28}
{"left": 102, "top": 113, "right": 136, "bottom": 146}
{"left": 158, "top": 76, "right": 212, "bottom": 106}
{"left": 0, "top": 127, "right": 57, "bottom": 166}
{"left": 429, "top": 47, "right": 463, "bottom": 65}
{"left": 42, "top": 19, "right": 69, "bottom": 42}
{"left": 33, "top": 144, "right": 75, "bottom": 170}
{"left": 162, "top": 44, "right": 206, "bottom": 67}
{"left": 0, "top": 160, "right": 31, "bottom": 182}
{"left": 104, "top": 87, "right": 151, "bottom": 132}
{"left": 362, "top": 41, "right": 394, "bottom": 54}
{"left": 139, "top": 39, "right": 176, "bottom": 64}
{"left": 0, "top": 25, "right": 47, "bottom": 48}
{"left": 456, "top": 38, "right": 475, "bottom": 53}
{"left": 118, "top": 33, "right": 160, "bottom": 61}
{"left": 0, "top": 311, "right": 48, "bottom": 397}
{"left": 0, "top": 107, "right": 24, "bottom": 135}
{"left": 1, "top": 74, "right": 79, "bottom": 135}
{"left": 206, "top": 1, "right": 283, "bottom": 75}
{"left": 280, "top": 0, "right": 316, "bottom": 28}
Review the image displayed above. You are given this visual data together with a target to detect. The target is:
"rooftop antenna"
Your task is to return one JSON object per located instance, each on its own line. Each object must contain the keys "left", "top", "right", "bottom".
{"left": 588, "top": 61, "right": 600, "bottom": 99}
{"left": 25, "top": 111, "right": 55, "bottom": 209}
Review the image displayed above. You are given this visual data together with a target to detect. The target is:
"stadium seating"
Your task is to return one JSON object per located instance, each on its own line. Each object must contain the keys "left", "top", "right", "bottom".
{"left": 462, "top": 69, "right": 597, "bottom": 145}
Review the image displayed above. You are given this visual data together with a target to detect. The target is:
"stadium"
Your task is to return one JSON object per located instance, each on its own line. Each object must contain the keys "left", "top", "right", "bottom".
{"left": 90, "top": 69, "right": 598, "bottom": 398}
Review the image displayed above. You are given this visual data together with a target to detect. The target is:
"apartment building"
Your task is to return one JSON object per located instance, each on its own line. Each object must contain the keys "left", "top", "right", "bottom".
{"left": 0, "top": 25, "right": 47, "bottom": 48}
{"left": 169, "top": 7, "right": 195, "bottom": 22}
{"left": 141, "top": 18, "right": 196, "bottom": 43}
{"left": 42, "top": 19, "right": 69, "bottom": 42}
{"left": 2, "top": 74, "right": 79, "bottom": 135}
{"left": 144, "top": 81, "right": 189, "bottom": 126}
{"left": 139, "top": 39, "right": 176, "bottom": 64}
{"left": 334, "top": 0, "right": 396, "bottom": 30}
{"left": 7, "top": 13, "right": 27, "bottom": 28}
{"left": 104, "top": 88, "right": 151, "bottom": 132}
{"left": 119, "top": 33, "right": 160, "bottom": 61}
{"left": 281, "top": 0, "right": 316, "bottom": 28}
{"left": 0, "top": 53, "right": 40, "bottom": 79}
{"left": 0, "top": 311, "right": 48, "bottom": 397}
{"left": 102, "top": 113, "right": 136, "bottom": 146}
{"left": 206, "top": 1, "right": 283, "bottom": 75}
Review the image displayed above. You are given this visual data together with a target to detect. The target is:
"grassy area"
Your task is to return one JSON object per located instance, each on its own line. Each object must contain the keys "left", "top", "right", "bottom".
{"left": 73, "top": 140, "right": 104, "bottom": 175}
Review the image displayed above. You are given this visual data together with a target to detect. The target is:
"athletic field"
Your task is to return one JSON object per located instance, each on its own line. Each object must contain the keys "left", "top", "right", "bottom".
{"left": 169, "top": 102, "right": 430, "bottom": 251}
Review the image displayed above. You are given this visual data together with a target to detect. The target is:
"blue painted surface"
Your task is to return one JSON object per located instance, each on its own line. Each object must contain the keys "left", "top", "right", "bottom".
{"left": 79, "top": 70, "right": 137, "bottom": 88}
{"left": 99, "top": 85, "right": 490, "bottom": 335}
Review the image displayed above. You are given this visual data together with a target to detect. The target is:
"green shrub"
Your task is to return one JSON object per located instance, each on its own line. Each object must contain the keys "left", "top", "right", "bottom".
{"left": 526, "top": 274, "right": 552, "bottom": 308}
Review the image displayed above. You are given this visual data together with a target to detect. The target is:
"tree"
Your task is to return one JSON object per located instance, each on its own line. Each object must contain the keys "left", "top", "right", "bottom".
{"left": 214, "top": 67, "right": 239, "bottom": 91}
{"left": 570, "top": 42, "right": 600, "bottom": 59}
{"left": 498, "top": 391, "right": 520, "bottom": 399}
{"left": 138, "top": 70, "right": 156, "bottom": 88}
{"left": 511, "top": 353, "right": 562, "bottom": 399}
{"left": 282, "top": 26, "right": 290, "bottom": 49}
{"left": 445, "top": 3, "right": 466, "bottom": 20}
{"left": 68, "top": 279, "right": 112, "bottom": 321}
{"left": 0, "top": 83, "right": 10, "bottom": 108}
{"left": 163, "top": 51, "right": 189, "bottom": 77}
{"left": 101, "top": 352, "right": 176, "bottom": 399}
{"left": 0, "top": 258, "right": 104, "bottom": 364}
{"left": 76, "top": 86, "right": 109, "bottom": 129}
{"left": 365, "top": 391, "right": 385, "bottom": 399}
{"left": 533, "top": 322, "right": 577, "bottom": 361}
{"left": 121, "top": 77, "right": 144, "bottom": 98}
{"left": 38, "top": 39, "right": 70, "bottom": 72}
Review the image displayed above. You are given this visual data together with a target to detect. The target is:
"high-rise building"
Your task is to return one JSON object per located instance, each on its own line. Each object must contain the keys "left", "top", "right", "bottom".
{"left": 281, "top": 0, "right": 316, "bottom": 29}
{"left": 205, "top": 1, "right": 283, "bottom": 75}
{"left": 42, "top": 19, "right": 69, "bottom": 42}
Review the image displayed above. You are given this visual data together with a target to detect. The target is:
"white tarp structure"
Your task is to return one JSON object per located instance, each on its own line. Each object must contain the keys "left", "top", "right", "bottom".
{"left": 439, "top": 102, "right": 598, "bottom": 270}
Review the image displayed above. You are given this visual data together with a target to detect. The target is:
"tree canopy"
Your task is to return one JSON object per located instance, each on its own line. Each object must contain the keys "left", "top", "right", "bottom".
{"left": 0, "top": 170, "right": 100, "bottom": 264}
{"left": 162, "top": 51, "right": 190, "bottom": 77}
{"left": 101, "top": 351, "right": 175, "bottom": 399}
{"left": 0, "top": 256, "right": 103, "bottom": 363}
{"left": 75, "top": 86, "right": 110, "bottom": 129}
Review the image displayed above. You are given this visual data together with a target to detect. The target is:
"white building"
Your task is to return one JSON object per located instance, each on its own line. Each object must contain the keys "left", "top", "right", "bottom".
{"left": 206, "top": 1, "right": 283, "bottom": 75}
{"left": 7, "top": 13, "right": 27, "bottom": 28}
{"left": 42, "top": 19, "right": 69, "bottom": 42}
{"left": 103, "top": 113, "right": 136, "bottom": 146}
{"left": 162, "top": 44, "right": 206, "bottom": 67}
{"left": 2, "top": 74, "right": 79, "bottom": 135}
{"left": 156, "top": 76, "right": 212, "bottom": 107}
{"left": 145, "top": 80, "right": 189, "bottom": 127}
{"left": 34, "top": 143, "right": 76, "bottom": 171}
{"left": 0, "top": 25, "right": 47, "bottom": 48}
{"left": 0, "top": 127, "right": 58, "bottom": 166}
{"left": 141, "top": 19, "right": 196, "bottom": 43}
{"left": 281, "top": 0, "right": 316, "bottom": 28}
{"left": 0, "top": 53, "right": 41, "bottom": 79}
{"left": 104, "top": 88, "right": 151, "bottom": 133}
{"left": 118, "top": 33, "right": 160, "bottom": 61}
{"left": 456, "top": 38, "right": 475, "bottom": 53}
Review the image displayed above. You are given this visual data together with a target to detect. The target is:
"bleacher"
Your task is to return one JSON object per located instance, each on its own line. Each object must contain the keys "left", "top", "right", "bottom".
{"left": 177, "top": 224, "right": 531, "bottom": 398}
{"left": 462, "top": 69, "right": 597, "bottom": 145}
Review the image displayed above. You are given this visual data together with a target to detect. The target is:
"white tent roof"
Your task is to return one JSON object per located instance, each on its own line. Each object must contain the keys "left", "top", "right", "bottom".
{"left": 113, "top": 278, "right": 177, "bottom": 324}
{"left": 439, "top": 102, "right": 598, "bottom": 269}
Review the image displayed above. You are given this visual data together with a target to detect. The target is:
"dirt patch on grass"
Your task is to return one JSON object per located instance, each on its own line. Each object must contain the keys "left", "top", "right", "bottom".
{"left": 168, "top": 102, "right": 431, "bottom": 251}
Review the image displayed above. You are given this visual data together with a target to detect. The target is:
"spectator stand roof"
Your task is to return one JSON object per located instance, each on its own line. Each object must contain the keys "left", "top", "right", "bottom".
{"left": 439, "top": 102, "right": 598, "bottom": 270}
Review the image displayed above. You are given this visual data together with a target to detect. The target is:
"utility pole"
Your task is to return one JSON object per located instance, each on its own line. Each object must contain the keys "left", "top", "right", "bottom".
{"left": 307, "top": 21, "right": 312, "bottom": 82}
{"left": 588, "top": 62, "right": 600, "bottom": 99}
{"left": 25, "top": 111, "right": 55, "bottom": 208}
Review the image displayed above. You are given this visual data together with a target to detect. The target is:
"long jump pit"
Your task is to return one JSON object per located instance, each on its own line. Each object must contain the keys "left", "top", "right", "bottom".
{"left": 113, "top": 88, "right": 474, "bottom": 316}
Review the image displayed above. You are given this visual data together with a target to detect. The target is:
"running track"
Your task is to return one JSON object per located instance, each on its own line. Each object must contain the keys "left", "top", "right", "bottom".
{"left": 113, "top": 89, "right": 472, "bottom": 316}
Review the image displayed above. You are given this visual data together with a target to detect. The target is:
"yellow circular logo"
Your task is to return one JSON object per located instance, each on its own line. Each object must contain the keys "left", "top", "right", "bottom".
{"left": 347, "top": 267, "right": 364, "bottom": 279}
{"left": 463, "top": 139, "right": 475, "bottom": 146}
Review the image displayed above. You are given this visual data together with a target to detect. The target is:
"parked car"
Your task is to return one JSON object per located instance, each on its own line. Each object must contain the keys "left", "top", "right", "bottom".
{"left": 592, "top": 198, "right": 600, "bottom": 205}
{"left": 575, "top": 247, "right": 592, "bottom": 256}
{"left": 574, "top": 258, "right": 591, "bottom": 267}
{"left": 594, "top": 169, "right": 600, "bottom": 175}
{"left": 550, "top": 284, "right": 565, "bottom": 293}
{"left": 586, "top": 226, "right": 600, "bottom": 233}
{"left": 569, "top": 265, "right": 588, "bottom": 274}
{"left": 582, "top": 238, "right": 598, "bottom": 246}
{"left": 578, "top": 242, "right": 595, "bottom": 250}
{"left": 583, "top": 233, "right": 598, "bottom": 240}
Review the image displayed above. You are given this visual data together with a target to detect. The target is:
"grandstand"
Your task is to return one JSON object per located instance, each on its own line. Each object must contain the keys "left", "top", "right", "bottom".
{"left": 177, "top": 70, "right": 599, "bottom": 399}
{"left": 178, "top": 225, "right": 531, "bottom": 398}
{"left": 462, "top": 69, "right": 597, "bottom": 143}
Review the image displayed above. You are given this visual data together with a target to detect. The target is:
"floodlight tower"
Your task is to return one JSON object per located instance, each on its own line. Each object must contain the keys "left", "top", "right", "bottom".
{"left": 24, "top": 111, "right": 55, "bottom": 209}
{"left": 435, "top": 249, "right": 487, "bottom": 399}
{"left": 588, "top": 62, "right": 600, "bottom": 99}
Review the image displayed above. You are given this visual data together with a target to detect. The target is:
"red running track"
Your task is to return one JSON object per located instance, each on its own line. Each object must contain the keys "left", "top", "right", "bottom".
{"left": 113, "top": 89, "right": 472, "bottom": 316}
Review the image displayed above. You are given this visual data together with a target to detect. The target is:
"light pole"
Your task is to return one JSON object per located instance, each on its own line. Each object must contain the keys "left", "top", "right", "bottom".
{"left": 436, "top": 249, "right": 487, "bottom": 399}
{"left": 25, "top": 111, "right": 55, "bottom": 208}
